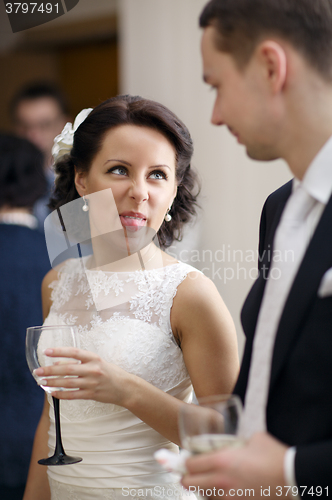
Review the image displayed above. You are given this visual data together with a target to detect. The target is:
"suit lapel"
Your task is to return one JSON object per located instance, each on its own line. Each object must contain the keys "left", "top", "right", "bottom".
{"left": 236, "top": 181, "right": 292, "bottom": 400}
{"left": 241, "top": 181, "right": 293, "bottom": 342}
{"left": 269, "top": 193, "right": 332, "bottom": 391}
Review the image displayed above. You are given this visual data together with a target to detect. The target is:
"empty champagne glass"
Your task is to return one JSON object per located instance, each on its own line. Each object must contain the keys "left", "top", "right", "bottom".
{"left": 179, "top": 394, "right": 243, "bottom": 454}
{"left": 26, "top": 325, "right": 82, "bottom": 465}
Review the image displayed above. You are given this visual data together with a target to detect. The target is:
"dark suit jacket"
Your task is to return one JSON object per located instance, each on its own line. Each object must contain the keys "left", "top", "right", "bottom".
{"left": 234, "top": 180, "right": 332, "bottom": 493}
{"left": 0, "top": 224, "right": 51, "bottom": 487}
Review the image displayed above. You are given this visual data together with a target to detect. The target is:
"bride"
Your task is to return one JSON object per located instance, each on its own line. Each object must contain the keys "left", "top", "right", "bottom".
{"left": 23, "top": 95, "right": 239, "bottom": 500}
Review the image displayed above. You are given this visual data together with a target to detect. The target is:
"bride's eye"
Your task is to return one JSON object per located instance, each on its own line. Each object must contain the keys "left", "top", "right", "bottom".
{"left": 149, "top": 170, "right": 168, "bottom": 180}
{"left": 108, "top": 166, "right": 128, "bottom": 176}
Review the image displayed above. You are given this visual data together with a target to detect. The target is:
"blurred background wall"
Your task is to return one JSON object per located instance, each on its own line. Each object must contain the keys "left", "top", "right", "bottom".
{"left": 0, "top": 0, "right": 292, "bottom": 356}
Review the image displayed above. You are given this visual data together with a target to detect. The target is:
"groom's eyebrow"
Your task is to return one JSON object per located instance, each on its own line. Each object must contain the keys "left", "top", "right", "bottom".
{"left": 103, "top": 159, "right": 132, "bottom": 166}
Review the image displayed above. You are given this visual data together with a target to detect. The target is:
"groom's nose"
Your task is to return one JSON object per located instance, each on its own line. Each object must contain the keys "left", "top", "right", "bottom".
{"left": 211, "top": 99, "right": 224, "bottom": 126}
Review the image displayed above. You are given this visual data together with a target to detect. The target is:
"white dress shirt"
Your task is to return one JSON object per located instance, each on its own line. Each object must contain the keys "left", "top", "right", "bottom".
{"left": 241, "top": 136, "right": 332, "bottom": 487}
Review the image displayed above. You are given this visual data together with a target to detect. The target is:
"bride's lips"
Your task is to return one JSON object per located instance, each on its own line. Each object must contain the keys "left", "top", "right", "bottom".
{"left": 120, "top": 212, "right": 147, "bottom": 232}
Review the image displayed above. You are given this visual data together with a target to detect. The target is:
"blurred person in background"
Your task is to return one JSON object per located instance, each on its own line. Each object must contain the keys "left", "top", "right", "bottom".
{"left": 0, "top": 133, "right": 51, "bottom": 500}
{"left": 10, "top": 82, "right": 70, "bottom": 229}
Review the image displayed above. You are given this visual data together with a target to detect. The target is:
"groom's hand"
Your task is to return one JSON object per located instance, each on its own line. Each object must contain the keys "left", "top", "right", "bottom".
{"left": 181, "top": 432, "right": 291, "bottom": 498}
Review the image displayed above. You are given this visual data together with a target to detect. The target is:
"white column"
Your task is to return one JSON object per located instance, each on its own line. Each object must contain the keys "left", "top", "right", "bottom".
{"left": 118, "top": 0, "right": 291, "bottom": 355}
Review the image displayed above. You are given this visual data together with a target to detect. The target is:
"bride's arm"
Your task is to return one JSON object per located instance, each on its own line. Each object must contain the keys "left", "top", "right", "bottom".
{"left": 23, "top": 269, "right": 58, "bottom": 500}
{"left": 34, "top": 271, "right": 239, "bottom": 445}
{"left": 172, "top": 271, "right": 239, "bottom": 398}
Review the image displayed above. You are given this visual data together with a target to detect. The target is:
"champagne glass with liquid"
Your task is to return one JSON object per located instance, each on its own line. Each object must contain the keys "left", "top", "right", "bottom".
{"left": 26, "top": 325, "right": 82, "bottom": 465}
{"left": 179, "top": 394, "right": 243, "bottom": 454}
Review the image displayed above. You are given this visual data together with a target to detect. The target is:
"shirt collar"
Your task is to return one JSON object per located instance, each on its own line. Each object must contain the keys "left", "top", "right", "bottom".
{"left": 295, "top": 135, "right": 332, "bottom": 204}
{"left": 0, "top": 212, "right": 38, "bottom": 229}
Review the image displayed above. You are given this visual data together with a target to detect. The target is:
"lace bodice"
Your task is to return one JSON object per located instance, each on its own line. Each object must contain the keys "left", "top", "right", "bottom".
{"left": 48, "top": 257, "right": 192, "bottom": 336}
{"left": 44, "top": 257, "right": 198, "bottom": 489}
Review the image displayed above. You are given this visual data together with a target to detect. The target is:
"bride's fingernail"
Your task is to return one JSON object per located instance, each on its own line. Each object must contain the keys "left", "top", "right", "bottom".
{"left": 37, "top": 379, "right": 48, "bottom": 386}
{"left": 44, "top": 348, "right": 53, "bottom": 355}
{"left": 34, "top": 368, "right": 44, "bottom": 375}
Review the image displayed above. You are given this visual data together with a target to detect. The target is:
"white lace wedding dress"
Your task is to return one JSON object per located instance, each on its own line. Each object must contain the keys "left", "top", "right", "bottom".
{"left": 43, "top": 257, "right": 197, "bottom": 500}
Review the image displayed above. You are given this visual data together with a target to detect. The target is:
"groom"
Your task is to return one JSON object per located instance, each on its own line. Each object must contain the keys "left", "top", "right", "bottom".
{"left": 183, "top": 0, "right": 332, "bottom": 496}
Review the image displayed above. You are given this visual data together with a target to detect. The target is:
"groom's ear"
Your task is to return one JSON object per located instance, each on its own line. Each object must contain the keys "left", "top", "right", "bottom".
{"left": 256, "top": 40, "right": 287, "bottom": 95}
{"left": 74, "top": 169, "right": 87, "bottom": 197}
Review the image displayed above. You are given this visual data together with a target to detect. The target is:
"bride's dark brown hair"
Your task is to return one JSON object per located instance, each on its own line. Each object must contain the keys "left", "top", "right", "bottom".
{"left": 50, "top": 94, "right": 199, "bottom": 248}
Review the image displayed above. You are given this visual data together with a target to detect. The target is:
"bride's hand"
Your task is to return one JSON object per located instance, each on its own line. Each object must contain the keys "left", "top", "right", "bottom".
{"left": 33, "top": 347, "right": 133, "bottom": 406}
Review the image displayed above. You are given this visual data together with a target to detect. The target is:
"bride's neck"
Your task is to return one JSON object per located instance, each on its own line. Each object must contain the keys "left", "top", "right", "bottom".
{"left": 87, "top": 243, "right": 161, "bottom": 272}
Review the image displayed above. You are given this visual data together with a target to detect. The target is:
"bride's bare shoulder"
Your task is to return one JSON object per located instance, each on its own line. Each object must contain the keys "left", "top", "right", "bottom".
{"left": 42, "top": 267, "right": 58, "bottom": 288}
{"left": 41, "top": 260, "right": 71, "bottom": 312}
{"left": 42, "top": 260, "right": 68, "bottom": 288}
{"left": 172, "top": 268, "right": 232, "bottom": 331}
{"left": 175, "top": 268, "right": 216, "bottom": 302}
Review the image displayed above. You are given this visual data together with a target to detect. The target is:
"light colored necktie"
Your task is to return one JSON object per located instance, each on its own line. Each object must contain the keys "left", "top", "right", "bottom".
{"left": 240, "top": 185, "right": 317, "bottom": 439}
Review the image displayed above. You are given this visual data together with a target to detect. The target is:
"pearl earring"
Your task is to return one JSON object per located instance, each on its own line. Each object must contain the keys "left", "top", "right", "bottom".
{"left": 82, "top": 195, "right": 89, "bottom": 212}
{"left": 165, "top": 208, "right": 172, "bottom": 222}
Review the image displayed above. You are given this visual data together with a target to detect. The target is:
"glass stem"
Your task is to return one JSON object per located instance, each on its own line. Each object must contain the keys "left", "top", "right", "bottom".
{"left": 52, "top": 396, "right": 65, "bottom": 456}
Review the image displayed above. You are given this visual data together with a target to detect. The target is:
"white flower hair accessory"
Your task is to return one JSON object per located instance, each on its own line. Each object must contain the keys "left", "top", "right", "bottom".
{"left": 52, "top": 107, "right": 93, "bottom": 163}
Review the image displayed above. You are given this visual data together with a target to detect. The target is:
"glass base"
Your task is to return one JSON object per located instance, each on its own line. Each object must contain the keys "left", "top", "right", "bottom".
{"left": 38, "top": 454, "right": 82, "bottom": 466}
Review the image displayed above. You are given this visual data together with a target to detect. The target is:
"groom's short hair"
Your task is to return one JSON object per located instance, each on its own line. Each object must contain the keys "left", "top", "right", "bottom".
{"left": 199, "top": 0, "right": 332, "bottom": 80}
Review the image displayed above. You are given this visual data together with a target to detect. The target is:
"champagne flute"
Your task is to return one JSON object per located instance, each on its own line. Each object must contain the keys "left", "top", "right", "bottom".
{"left": 26, "top": 325, "right": 82, "bottom": 465}
{"left": 178, "top": 394, "right": 243, "bottom": 454}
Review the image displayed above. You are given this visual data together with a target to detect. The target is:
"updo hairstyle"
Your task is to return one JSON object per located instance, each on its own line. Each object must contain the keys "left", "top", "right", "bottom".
{"left": 49, "top": 95, "right": 199, "bottom": 248}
